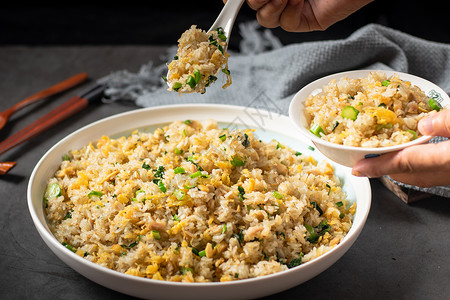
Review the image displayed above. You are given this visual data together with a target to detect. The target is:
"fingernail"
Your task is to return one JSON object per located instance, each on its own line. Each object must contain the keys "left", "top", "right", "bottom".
{"left": 352, "top": 169, "right": 362, "bottom": 177}
{"left": 418, "top": 115, "right": 433, "bottom": 135}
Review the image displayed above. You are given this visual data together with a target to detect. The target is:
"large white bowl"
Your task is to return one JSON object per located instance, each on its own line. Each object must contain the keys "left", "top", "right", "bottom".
{"left": 28, "top": 104, "right": 371, "bottom": 300}
{"left": 289, "top": 70, "right": 450, "bottom": 167}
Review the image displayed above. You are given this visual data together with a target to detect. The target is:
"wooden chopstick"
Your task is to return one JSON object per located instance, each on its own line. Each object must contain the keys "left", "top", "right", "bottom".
{"left": 0, "top": 84, "right": 105, "bottom": 157}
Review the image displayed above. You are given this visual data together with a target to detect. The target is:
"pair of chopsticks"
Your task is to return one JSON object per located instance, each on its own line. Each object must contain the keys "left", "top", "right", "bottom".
{"left": 0, "top": 74, "right": 106, "bottom": 175}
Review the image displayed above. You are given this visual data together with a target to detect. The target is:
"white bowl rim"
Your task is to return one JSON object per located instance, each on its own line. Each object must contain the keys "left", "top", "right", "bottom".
{"left": 27, "top": 103, "right": 372, "bottom": 290}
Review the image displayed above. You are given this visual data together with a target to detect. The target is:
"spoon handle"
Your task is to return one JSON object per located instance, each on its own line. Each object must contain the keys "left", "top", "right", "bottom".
{"left": 4, "top": 72, "right": 88, "bottom": 115}
{"left": 208, "top": 0, "right": 245, "bottom": 38}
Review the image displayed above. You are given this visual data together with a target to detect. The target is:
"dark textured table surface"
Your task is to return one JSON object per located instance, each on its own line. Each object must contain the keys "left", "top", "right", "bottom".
{"left": 1, "top": 45, "right": 449, "bottom": 300}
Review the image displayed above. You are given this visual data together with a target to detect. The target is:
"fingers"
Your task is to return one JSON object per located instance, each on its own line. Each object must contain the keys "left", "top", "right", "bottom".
{"left": 352, "top": 141, "right": 450, "bottom": 179}
{"left": 255, "top": 0, "right": 289, "bottom": 28}
{"left": 418, "top": 109, "right": 450, "bottom": 137}
{"left": 389, "top": 170, "right": 450, "bottom": 188}
{"left": 247, "top": 0, "right": 271, "bottom": 10}
{"left": 279, "top": 0, "right": 305, "bottom": 32}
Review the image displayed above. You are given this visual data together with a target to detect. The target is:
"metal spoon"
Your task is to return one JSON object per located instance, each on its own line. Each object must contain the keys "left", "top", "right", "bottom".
{"left": 0, "top": 72, "right": 88, "bottom": 131}
{"left": 166, "top": 0, "right": 244, "bottom": 91}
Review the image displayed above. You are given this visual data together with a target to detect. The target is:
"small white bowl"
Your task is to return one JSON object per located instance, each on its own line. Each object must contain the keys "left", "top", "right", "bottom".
{"left": 289, "top": 70, "right": 450, "bottom": 168}
{"left": 28, "top": 104, "right": 371, "bottom": 300}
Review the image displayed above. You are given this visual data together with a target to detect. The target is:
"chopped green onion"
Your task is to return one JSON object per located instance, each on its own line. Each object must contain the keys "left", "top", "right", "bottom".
{"left": 186, "top": 75, "right": 196, "bottom": 89}
{"left": 222, "top": 68, "right": 230, "bottom": 76}
{"left": 310, "top": 123, "right": 325, "bottom": 137}
{"left": 62, "top": 154, "right": 70, "bottom": 161}
{"left": 173, "top": 214, "right": 180, "bottom": 221}
{"left": 242, "top": 133, "right": 250, "bottom": 147}
{"left": 153, "top": 166, "right": 165, "bottom": 179}
{"left": 142, "top": 162, "right": 151, "bottom": 170}
{"left": 238, "top": 186, "right": 245, "bottom": 201}
{"left": 406, "top": 129, "right": 418, "bottom": 140}
{"left": 173, "top": 189, "right": 185, "bottom": 200}
{"left": 376, "top": 123, "right": 393, "bottom": 131}
{"left": 64, "top": 210, "right": 73, "bottom": 220}
{"left": 181, "top": 267, "right": 194, "bottom": 274}
{"left": 184, "top": 119, "right": 193, "bottom": 125}
{"left": 429, "top": 98, "right": 442, "bottom": 111}
{"left": 336, "top": 201, "right": 344, "bottom": 207}
{"left": 174, "top": 147, "right": 183, "bottom": 155}
{"left": 230, "top": 155, "right": 246, "bottom": 167}
{"left": 193, "top": 70, "right": 201, "bottom": 83}
{"left": 287, "top": 255, "right": 303, "bottom": 268}
{"left": 205, "top": 75, "right": 217, "bottom": 87}
{"left": 273, "top": 191, "right": 283, "bottom": 199}
{"left": 172, "top": 82, "right": 182, "bottom": 91}
{"left": 326, "top": 184, "right": 331, "bottom": 195}
{"left": 88, "top": 190, "right": 103, "bottom": 198}
{"left": 182, "top": 129, "right": 187, "bottom": 137}
{"left": 331, "top": 121, "right": 340, "bottom": 132}
{"left": 308, "top": 146, "right": 315, "bottom": 151}
{"left": 62, "top": 242, "right": 77, "bottom": 253}
{"left": 174, "top": 167, "right": 186, "bottom": 174}
{"left": 295, "top": 151, "right": 302, "bottom": 156}
{"left": 305, "top": 224, "right": 318, "bottom": 243}
{"left": 190, "top": 171, "right": 202, "bottom": 178}
{"left": 121, "top": 235, "right": 142, "bottom": 249}
{"left": 222, "top": 224, "right": 227, "bottom": 234}
{"left": 216, "top": 27, "right": 227, "bottom": 41}
{"left": 152, "top": 230, "right": 161, "bottom": 240}
{"left": 219, "top": 134, "right": 227, "bottom": 142}
{"left": 341, "top": 106, "right": 360, "bottom": 120}
{"left": 339, "top": 212, "right": 345, "bottom": 219}
{"left": 276, "top": 141, "right": 284, "bottom": 149}
{"left": 45, "top": 183, "right": 61, "bottom": 199}
{"left": 382, "top": 80, "right": 390, "bottom": 86}
{"left": 173, "top": 55, "right": 178, "bottom": 60}
{"left": 158, "top": 181, "right": 167, "bottom": 193}
{"left": 311, "top": 201, "right": 323, "bottom": 216}
{"left": 198, "top": 250, "right": 206, "bottom": 257}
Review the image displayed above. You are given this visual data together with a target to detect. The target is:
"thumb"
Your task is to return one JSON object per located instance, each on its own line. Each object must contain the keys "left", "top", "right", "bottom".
{"left": 418, "top": 109, "right": 450, "bottom": 137}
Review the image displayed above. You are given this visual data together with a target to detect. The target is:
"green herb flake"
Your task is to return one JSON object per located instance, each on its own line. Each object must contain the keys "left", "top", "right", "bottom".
{"left": 310, "top": 201, "right": 323, "bottom": 216}
{"left": 219, "top": 134, "right": 227, "bottom": 142}
{"left": 287, "top": 254, "right": 304, "bottom": 268}
{"left": 186, "top": 75, "right": 196, "bottom": 89}
{"left": 152, "top": 230, "right": 161, "bottom": 240}
{"left": 173, "top": 189, "right": 185, "bottom": 200}
{"left": 429, "top": 98, "right": 442, "bottom": 111}
{"left": 273, "top": 191, "right": 283, "bottom": 199}
{"left": 44, "top": 183, "right": 61, "bottom": 199}
{"left": 158, "top": 181, "right": 167, "bottom": 193}
{"left": 62, "top": 242, "right": 77, "bottom": 253}
{"left": 238, "top": 186, "right": 245, "bottom": 202}
{"left": 230, "top": 155, "right": 246, "bottom": 167}
{"left": 88, "top": 190, "right": 103, "bottom": 198}
{"left": 172, "top": 82, "right": 182, "bottom": 92}
{"left": 174, "top": 167, "right": 186, "bottom": 174}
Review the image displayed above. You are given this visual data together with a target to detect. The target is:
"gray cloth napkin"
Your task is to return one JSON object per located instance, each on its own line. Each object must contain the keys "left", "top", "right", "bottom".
{"left": 99, "top": 22, "right": 450, "bottom": 198}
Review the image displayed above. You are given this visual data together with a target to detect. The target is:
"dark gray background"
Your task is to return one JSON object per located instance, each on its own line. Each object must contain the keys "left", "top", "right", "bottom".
{"left": 1, "top": 2, "right": 450, "bottom": 299}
